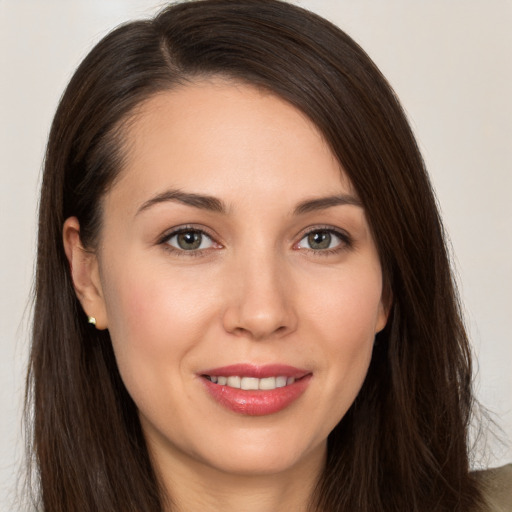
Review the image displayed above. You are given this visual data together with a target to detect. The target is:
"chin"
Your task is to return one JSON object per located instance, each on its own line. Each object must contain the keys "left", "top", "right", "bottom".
{"left": 197, "top": 436, "right": 326, "bottom": 478}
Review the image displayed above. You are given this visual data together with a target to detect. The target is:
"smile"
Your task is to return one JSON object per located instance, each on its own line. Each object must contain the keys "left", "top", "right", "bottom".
{"left": 204, "top": 375, "right": 296, "bottom": 390}
{"left": 200, "top": 364, "right": 311, "bottom": 416}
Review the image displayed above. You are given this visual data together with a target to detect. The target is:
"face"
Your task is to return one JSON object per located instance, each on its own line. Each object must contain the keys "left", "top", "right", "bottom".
{"left": 73, "top": 79, "right": 388, "bottom": 479}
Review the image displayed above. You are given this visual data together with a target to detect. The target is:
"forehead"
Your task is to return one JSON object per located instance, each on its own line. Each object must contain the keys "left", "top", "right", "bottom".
{"left": 108, "top": 79, "right": 355, "bottom": 216}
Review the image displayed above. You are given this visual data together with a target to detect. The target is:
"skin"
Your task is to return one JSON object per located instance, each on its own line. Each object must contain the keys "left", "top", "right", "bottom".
{"left": 64, "top": 79, "right": 388, "bottom": 512}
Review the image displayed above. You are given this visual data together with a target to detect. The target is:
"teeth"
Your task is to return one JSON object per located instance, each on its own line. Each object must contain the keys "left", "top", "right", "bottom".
{"left": 227, "top": 376, "right": 241, "bottom": 388}
{"left": 259, "top": 377, "right": 276, "bottom": 390}
{"left": 207, "top": 375, "right": 297, "bottom": 390}
{"left": 276, "top": 376, "right": 287, "bottom": 388}
{"left": 241, "top": 377, "right": 259, "bottom": 390}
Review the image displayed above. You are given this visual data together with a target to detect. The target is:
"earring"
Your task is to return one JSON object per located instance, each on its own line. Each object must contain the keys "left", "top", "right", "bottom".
{"left": 87, "top": 316, "right": 97, "bottom": 326}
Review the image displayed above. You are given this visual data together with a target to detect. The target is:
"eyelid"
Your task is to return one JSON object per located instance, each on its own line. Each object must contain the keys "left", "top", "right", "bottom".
{"left": 294, "top": 225, "right": 352, "bottom": 252}
{"left": 158, "top": 224, "right": 223, "bottom": 254}
{"left": 157, "top": 224, "right": 351, "bottom": 256}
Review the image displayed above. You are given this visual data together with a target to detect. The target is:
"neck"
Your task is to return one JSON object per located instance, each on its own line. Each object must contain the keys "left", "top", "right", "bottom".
{"left": 151, "top": 441, "right": 325, "bottom": 512}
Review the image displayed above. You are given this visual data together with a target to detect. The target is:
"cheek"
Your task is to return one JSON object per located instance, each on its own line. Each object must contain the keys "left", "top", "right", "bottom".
{"left": 100, "top": 262, "right": 218, "bottom": 396}
{"left": 105, "top": 259, "right": 213, "bottom": 335}
{"left": 302, "top": 266, "right": 382, "bottom": 414}
{"left": 306, "top": 264, "right": 384, "bottom": 345}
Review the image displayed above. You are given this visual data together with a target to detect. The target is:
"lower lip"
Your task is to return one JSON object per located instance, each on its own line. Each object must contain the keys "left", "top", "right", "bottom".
{"left": 201, "top": 375, "right": 311, "bottom": 416}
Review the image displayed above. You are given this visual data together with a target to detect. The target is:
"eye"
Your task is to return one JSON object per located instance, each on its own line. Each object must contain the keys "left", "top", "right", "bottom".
{"left": 165, "top": 229, "right": 215, "bottom": 251}
{"left": 296, "top": 229, "right": 348, "bottom": 251}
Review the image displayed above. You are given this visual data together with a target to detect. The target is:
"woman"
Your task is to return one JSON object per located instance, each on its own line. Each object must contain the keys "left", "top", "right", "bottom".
{"left": 26, "top": 0, "right": 510, "bottom": 510}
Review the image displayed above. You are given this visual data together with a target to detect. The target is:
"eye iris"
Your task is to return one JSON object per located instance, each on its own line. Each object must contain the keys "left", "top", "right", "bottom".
{"left": 308, "top": 231, "right": 331, "bottom": 249}
{"left": 177, "top": 231, "right": 202, "bottom": 250}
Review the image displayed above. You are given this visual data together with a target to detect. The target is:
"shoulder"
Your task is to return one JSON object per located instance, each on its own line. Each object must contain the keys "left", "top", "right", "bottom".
{"left": 472, "top": 464, "right": 512, "bottom": 512}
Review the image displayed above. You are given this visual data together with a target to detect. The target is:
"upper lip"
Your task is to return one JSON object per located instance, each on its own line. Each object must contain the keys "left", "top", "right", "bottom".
{"left": 200, "top": 364, "right": 310, "bottom": 379}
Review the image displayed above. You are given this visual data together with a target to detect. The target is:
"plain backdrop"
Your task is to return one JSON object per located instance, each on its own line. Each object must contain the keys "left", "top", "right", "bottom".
{"left": 1, "top": 0, "right": 511, "bottom": 509}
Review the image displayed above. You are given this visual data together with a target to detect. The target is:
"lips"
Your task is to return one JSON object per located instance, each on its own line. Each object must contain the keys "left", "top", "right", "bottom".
{"left": 200, "top": 364, "right": 311, "bottom": 416}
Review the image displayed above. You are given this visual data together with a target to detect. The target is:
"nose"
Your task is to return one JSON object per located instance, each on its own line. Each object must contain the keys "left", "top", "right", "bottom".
{"left": 222, "top": 253, "right": 297, "bottom": 340}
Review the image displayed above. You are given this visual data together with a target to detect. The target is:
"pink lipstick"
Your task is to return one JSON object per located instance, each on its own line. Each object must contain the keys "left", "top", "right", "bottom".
{"left": 200, "top": 364, "right": 311, "bottom": 416}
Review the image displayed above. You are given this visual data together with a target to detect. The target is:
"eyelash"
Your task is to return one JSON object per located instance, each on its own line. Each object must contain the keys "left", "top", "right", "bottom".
{"left": 159, "top": 225, "right": 220, "bottom": 258}
{"left": 158, "top": 225, "right": 352, "bottom": 257}
{"left": 295, "top": 226, "right": 352, "bottom": 256}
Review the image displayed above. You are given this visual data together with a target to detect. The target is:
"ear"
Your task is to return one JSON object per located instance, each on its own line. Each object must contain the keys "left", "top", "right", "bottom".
{"left": 375, "top": 287, "right": 393, "bottom": 334}
{"left": 63, "top": 217, "right": 108, "bottom": 330}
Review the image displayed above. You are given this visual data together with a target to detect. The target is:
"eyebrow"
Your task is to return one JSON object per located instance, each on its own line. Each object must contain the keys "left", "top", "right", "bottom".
{"left": 136, "top": 189, "right": 226, "bottom": 216}
{"left": 293, "top": 194, "right": 363, "bottom": 215}
{"left": 136, "top": 189, "right": 362, "bottom": 217}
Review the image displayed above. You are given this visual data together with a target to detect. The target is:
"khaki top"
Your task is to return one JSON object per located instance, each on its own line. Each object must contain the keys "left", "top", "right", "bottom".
{"left": 474, "top": 464, "right": 512, "bottom": 511}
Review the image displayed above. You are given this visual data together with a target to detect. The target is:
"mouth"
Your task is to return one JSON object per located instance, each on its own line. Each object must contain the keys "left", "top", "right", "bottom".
{"left": 200, "top": 364, "right": 312, "bottom": 416}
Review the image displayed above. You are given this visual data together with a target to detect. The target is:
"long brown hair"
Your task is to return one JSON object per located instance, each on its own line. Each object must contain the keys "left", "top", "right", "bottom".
{"left": 27, "top": 0, "right": 482, "bottom": 510}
